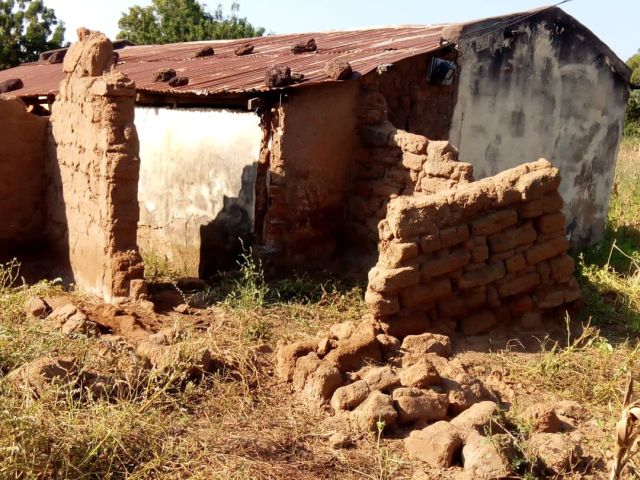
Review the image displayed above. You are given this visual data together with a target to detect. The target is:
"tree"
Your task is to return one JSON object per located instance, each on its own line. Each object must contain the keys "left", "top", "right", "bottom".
{"left": 624, "top": 51, "right": 640, "bottom": 137}
{"left": 0, "top": 0, "right": 65, "bottom": 70}
{"left": 117, "top": 0, "right": 265, "bottom": 45}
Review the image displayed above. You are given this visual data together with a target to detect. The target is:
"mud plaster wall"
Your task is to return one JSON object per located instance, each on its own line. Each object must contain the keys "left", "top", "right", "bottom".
{"left": 366, "top": 159, "right": 580, "bottom": 336}
{"left": 0, "top": 98, "right": 48, "bottom": 250}
{"left": 260, "top": 81, "right": 359, "bottom": 269}
{"left": 136, "top": 107, "right": 261, "bottom": 277}
{"left": 450, "top": 9, "right": 630, "bottom": 247}
{"left": 48, "top": 32, "right": 144, "bottom": 302}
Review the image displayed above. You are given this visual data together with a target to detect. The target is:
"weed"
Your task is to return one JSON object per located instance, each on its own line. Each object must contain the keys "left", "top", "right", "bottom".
{"left": 224, "top": 246, "right": 269, "bottom": 311}
{"left": 141, "top": 249, "right": 187, "bottom": 283}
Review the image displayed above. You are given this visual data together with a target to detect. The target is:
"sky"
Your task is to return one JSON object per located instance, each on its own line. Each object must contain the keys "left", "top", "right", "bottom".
{"left": 45, "top": 0, "right": 639, "bottom": 61}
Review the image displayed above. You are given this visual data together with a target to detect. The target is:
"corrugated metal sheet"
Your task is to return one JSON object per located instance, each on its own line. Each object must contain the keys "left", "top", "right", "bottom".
{"left": 0, "top": 25, "right": 456, "bottom": 98}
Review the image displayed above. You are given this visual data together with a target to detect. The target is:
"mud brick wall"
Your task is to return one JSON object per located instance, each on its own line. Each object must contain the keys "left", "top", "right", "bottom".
{"left": 344, "top": 80, "right": 473, "bottom": 259}
{"left": 0, "top": 98, "right": 48, "bottom": 250}
{"left": 48, "top": 30, "right": 143, "bottom": 302}
{"left": 365, "top": 159, "right": 580, "bottom": 334}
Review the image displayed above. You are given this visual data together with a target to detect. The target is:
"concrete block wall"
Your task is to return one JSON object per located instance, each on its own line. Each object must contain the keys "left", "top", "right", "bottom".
{"left": 48, "top": 30, "right": 143, "bottom": 302}
{"left": 365, "top": 159, "right": 580, "bottom": 334}
{"left": 0, "top": 98, "right": 48, "bottom": 249}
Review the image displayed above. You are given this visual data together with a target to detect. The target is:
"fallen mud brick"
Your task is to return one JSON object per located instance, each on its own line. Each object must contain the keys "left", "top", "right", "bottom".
{"left": 525, "top": 237, "right": 569, "bottom": 265}
{"left": 363, "top": 365, "right": 401, "bottom": 392}
{"left": 302, "top": 362, "right": 343, "bottom": 407}
{"left": 390, "top": 130, "right": 428, "bottom": 154}
{"left": 193, "top": 45, "right": 214, "bottom": 57}
{"left": 376, "top": 334, "right": 401, "bottom": 356}
{"left": 392, "top": 387, "right": 448, "bottom": 424}
{"left": 505, "top": 252, "right": 527, "bottom": 273}
{"left": 489, "top": 222, "right": 537, "bottom": 253}
{"left": 471, "top": 210, "right": 518, "bottom": 236}
{"left": 400, "top": 279, "right": 452, "bottom": 308}
{"left": 330, "top": 321, "right": 356, "bottom": 341}
{"left": 542, "top": 191, "right": 564, "bottom": 212}
{"left": 368, "top": 266, "right": 420, "bottom": 293}
{"left": 234, "top": 43, "right": 255, "bottom": 55}
{"left": 399, "top": 357, "right": 441, "bottom": 388}
{"left": 458, "top": 262, "right": 506, "bottom": 289}
{"left": 328, "top": 432, "right": 353, "bottom": 449}
{"left": 365, "top": 289, "right": 400, "bottom": 316}
{"left": 527, "top": 432, "right": 582, "bottom": 474}
{"left": 265, "top": 64, "right": 292, "bottom": 87}
{"left": 152, "top": 68, "right": 177, "bottom": 82}
{"left": 291, "top": 38, "right": 317, "bottom": 53}
{"left": 509, "top": 294, "right": 534, "bottom": 317}
{"left": 276, "top": 340, "right": 318, "bottom": 381}
{"left": 451, "top": 400, "right": 502, "bottom": 434}
{"left": 292, "top": 352, "right": 322, "bottom": 391}
{"left": 352, "top": 390, "right": 397, "bottom": 432}
{"left": 26, "top": 296, "right": 51, "bottom": 319}
{"left": 405, "top": 421, "right": 462, "bottom": 467}
{"left": 445, "top": 378, "right": 494, "bottom": 416}
{"left": 550, "top": 254, "right": 575, "bottom": 282}
{"left": 497, "top": 272, "right": 541, "bottom": 297}
{"left": 7, "top": 356, "right": 78, "bottom": 397}
{"left": 462, "top": 431, "right": 511, "bottom": 479}
{"left": 525, "top": 404, "right": 562, "bottom": 433}
{"left": 0, "top": 78, "right": 23, "bottom": 93}
{"left": 324, "top": 332, "right": 382, "bottom": 373}
{"left": 401, "top": 332, "right": 452, "bottom": 357}
{"left": 168, "top": 76, "right": 189, "bottom": 87}
{"left": 535, "top": 211, "right": 566, "bottom": 234}
{"left": 331, "top": 380, "right": 370, "bottom": 411}
{"left": 460, "top": 310, "right": 497, "bottom": 335}
{"left": 324, "top": 59, "right": 353, "bottom": 80}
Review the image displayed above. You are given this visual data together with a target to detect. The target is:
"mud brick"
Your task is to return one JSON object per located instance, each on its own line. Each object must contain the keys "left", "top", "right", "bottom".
{"left": 402, "top": 152, "right": 427, "bottom": 171}
{"left": 458, "top": 262, "right": 506, "bottom": 289}
{"left": 369, "top": 266, "right": 420, "bottom": 293}
{"left": 439, "top": 225, "right": 470, "bottom": 248}
{"left": 421, "top": 249, "right": 471, "bottom": 279}
{"left": 365, "top": 289, "right": 400, "bottom": 316}
{"left": 461, "top": 310, "right": 497, "bottom": 335}
{"left": 505, "top": 253, "right": 527, "bottom": 273}
{"left": 381, "top": 242, "right": 419, "bottom": 268}
{"left": 519, "top": 199, "right": 543, "bottom": 218}
{"left": 421, "top": 234, "right": 441, "bottom": 254}
{"left": 489, "top": 222, "right": 537, "bottom": 253}
{"left": 486, "top": 285, "right": 500, "bottom": 307}
{"left": 535, "top": 211, "right": 566, "bottom": 234}
{"left": 401, "top": 279, "right": 452, "bottom": 308}
{"left": 474, "top": 235, "right": 487, "bottom": 246}
{"left": 438, "top": 289, "right": 487, "bottom": 317}
{"left": 471, "top": 244, "right": 489, "bottom": 262}
{"left": 525, "top": 237, "right": 569, "bottom": 265}
{"left": 509, "top": 294, "right": 533, "bottom": 317}
{"left": 491, "top": 249, "right": 515, "bottom": 262}
{"left": 541, "top": 191, "right": 564, "bottom": 213}
{"left": 471, "top": 210, "right": 518, "bottom": 236}
{"left": 497, "top": 272, "right": 541, "bottom": 297}
{"left": 550, "top": 254, "right": 575, "bottom": 282}
{"left": 536, "top": 261, "right": 551, "bottom": 284}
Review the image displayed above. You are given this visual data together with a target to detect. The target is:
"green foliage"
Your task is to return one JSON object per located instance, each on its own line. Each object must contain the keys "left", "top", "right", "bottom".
{"left": 625, "top": 52, "right": 640, "bottom": 137}
{"left": 0, "top": 0, "right": 65, "bottom": 69}
{"left": 117, "top": 0, "right": 265, "bottom": 45}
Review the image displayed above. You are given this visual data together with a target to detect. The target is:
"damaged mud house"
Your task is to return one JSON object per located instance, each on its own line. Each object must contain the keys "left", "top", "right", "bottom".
{"left": 0, "top": 5, "right": 632, "bottom": 318}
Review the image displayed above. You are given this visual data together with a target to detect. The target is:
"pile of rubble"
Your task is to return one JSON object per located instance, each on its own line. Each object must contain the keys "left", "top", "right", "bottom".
{"left": 278, "top": 316, "right": 587, "bottom": 477}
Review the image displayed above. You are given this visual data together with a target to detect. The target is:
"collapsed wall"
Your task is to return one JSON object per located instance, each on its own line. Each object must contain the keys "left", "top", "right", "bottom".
{"left": 366, "top": 159, "right": 580, "bottom": 334}
{"left": 48, "top": 29, "right": 144, "bottom": 302}
{"left": 0, "top": 98, "right": 48, "bottom": 252}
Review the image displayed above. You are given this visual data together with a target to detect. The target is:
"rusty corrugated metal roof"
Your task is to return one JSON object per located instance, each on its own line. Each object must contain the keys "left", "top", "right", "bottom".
{"left": 0, "top": 25, "right": 456, "bottom": 98}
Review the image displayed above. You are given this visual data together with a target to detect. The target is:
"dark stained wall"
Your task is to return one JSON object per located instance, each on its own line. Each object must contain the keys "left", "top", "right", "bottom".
{"left": 449, "top": 7, "right": 630, "bottom": 247}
